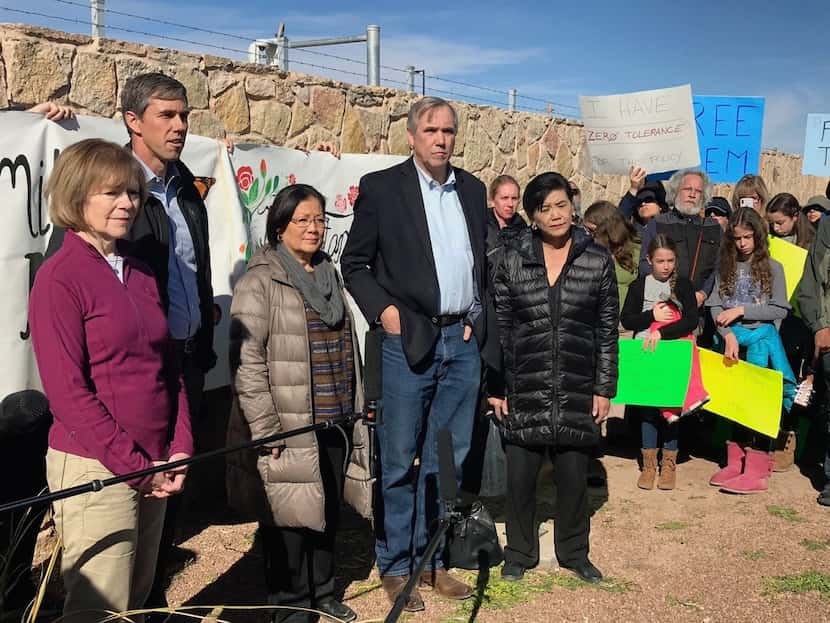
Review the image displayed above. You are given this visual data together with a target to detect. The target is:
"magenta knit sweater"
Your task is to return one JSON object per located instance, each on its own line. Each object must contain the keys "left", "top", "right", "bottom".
{"left": 29, "top": 230, "right": 192, "bottom": 488}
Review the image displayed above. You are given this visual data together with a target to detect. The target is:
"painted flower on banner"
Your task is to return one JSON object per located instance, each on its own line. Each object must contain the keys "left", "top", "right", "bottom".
{"left": 348, "top": 185, "right": 359, "bottom": 208}
{"left": 288, "top": 174, "right": 297, "bottom": 185}
{"left": 334, "top": 194, "right": 348, "bottom": 213}
{"left": 236, "top": 161, "right": 279, "bottom": 226}
{"left": 237, "top": 166, "right": 254, "bottom": 192}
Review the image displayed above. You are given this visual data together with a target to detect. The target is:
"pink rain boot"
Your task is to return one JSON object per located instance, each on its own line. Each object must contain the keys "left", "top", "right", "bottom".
{"left": 719, "top": 448, "right": 773, "bottom": 494}
{"left": 709, "top": 441, "right": 745, "bottom": 487}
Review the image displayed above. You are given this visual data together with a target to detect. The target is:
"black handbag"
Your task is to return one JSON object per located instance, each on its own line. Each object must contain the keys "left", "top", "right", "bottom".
{"left": 478, "top": 417, "right": 507, "bottom": 498}
{"left": 446, "top": 501, "right": 504, "bottom": 570}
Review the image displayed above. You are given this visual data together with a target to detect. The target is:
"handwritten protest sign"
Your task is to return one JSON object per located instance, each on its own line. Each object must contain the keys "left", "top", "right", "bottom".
{"left": 768, "top": 235, "right": 808, "bottom": 305}
{"left": 580, "top": 84, "right": 699, "bottom": 175}
{"left": 612, "top": 339, "right": 693, "bottom": 407}
{"left": 802, "top": 114, "right": 830, "bottom": 176}
{"left": 693, "top": 96, "right": 764, "bottom": 183}
{"left": 699, "top": 348, "right": 782, "bottom": 438}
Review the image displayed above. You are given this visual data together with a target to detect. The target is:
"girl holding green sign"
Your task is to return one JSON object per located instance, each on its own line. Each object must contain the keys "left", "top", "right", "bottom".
{"left": 621, "top": 235, "right": 705, "bottom": 490}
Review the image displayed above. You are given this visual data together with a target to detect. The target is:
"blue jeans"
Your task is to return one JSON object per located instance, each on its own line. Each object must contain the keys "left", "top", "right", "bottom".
{"left": 375, "top": 322, "right": 481, "bottom": 576}
{"left": 640, "top": 408, "right": 678, "bottom": 451}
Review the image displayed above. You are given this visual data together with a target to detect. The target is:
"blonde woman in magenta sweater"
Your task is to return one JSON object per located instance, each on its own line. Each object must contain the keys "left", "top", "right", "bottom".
{"left": 29, "top": 139, "right": 192, "bottom": 623}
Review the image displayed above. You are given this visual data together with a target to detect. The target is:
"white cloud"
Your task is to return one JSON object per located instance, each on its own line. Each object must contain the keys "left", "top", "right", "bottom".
{"left": 382, "top": 35, "right": 542, "bottom": 76}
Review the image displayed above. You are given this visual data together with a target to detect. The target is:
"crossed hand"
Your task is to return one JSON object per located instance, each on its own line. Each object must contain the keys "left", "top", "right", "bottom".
{"left": 140, "top": 452, "right": 190, "bottom": 498}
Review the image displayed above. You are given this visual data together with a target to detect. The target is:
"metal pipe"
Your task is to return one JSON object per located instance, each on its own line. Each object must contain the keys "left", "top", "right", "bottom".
{"left": 406, "top": 65, "right": 415, "bottom": 93}
{"left": 289, "top": 35, "right": 367, "bottom": 47}
{"left": 90, "top": 0, "right": 104, "bottom": 38}
{"left": 508, "top": 88, "right": 517, "bottom": 112}
{"left": 276, "top": 34, "right": 288, "bottom": 71}
{"left": 366, "top": 24, "right": 380, "bottom": 86}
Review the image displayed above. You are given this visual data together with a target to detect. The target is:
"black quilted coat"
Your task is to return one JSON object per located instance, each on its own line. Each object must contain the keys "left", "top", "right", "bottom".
{"left": 489, "top": 226, "right": 619, "bottom": 447}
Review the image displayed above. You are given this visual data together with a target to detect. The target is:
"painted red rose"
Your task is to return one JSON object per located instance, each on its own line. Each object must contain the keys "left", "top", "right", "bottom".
{"left": 288, "top": 174, "right": 297, "bottom": 185}
{"left": 260, "top": 159, "right": 267, "bottom": 175}
{"left": 348, "top": 184, "right": 359, "bottom": 207}
{"left": 335, "top": 194, "right": 348, "bottom": 213}
{"left": 237, "top": 166, "right": 254, "bottom": 192}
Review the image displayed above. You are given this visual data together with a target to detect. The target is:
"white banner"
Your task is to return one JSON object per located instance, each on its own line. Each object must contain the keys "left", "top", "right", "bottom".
{"left": 580, "top": 84, "right": 700, "bottom": 175}
{"left": 0, "top": 111, "right": 405, "bottom": 397}
{"left": 215, "top": 145, "right": 405, "bottom": 389}
{"left": 0, "top": 112, "right": 221, "bottom": 397}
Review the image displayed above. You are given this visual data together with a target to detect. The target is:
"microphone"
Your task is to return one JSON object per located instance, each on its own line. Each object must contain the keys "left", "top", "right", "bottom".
{"left": 437, "top": 428, "right": 458, "bottom": 507}
{"left": 0, "top": 390, "right": 51, "bottom": 439}
{"left": 363, "top": 327, "right": 383, "bottom": 426}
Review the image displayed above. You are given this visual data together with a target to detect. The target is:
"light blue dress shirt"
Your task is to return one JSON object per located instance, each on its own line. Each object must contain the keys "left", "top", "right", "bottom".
{"left": 413, "top": 162, "right": 476, "bottom": 315}
{"left": 139, "top": 159, "right": 201, "bottom": 339}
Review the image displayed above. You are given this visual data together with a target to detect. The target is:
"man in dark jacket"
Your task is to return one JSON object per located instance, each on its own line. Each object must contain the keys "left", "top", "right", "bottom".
{"left": 797, "top": 217, "right": 830, "bottom": 506}
{"left": 342, "top": 97, "right": 495, "bottom": 611}
{"left": 638, "top": 168, "right": 721, "bottom": 307}
{"left": 486, "top": 174, "right": 527, "bottom": 251}
{"left": 121, "top": 72, "right": 216, "bottom": 612}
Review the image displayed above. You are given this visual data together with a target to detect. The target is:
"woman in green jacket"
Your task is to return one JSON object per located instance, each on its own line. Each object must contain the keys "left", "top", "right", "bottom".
{"left": 584, "top": 201, "right": 641, "bottom": 306}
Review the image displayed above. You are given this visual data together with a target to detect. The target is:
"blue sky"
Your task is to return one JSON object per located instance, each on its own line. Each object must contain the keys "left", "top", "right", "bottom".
{"left": 6, "top": 0, "right": 828, "bottom": 154}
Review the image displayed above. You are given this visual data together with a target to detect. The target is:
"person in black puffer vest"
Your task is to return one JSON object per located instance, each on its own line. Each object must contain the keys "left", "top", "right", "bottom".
{"left": 487, "top": 172, "right": 618, "bottom": 585}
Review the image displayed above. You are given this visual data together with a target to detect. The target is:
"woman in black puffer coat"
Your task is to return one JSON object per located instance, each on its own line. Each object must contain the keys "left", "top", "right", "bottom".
{"left": 487, "top": 172, "right": 618, "bottom": 584}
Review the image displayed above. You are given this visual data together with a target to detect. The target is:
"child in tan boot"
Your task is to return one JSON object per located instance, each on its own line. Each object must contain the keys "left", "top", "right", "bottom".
{"left": 634, "top": 408, "right": 678, "bottom": 490}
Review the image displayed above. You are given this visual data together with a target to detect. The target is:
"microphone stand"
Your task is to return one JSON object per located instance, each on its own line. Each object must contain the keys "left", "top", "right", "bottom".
{"left": 385, "top": 428, "right": 462, "bottom": 623}
{"left": 384, "top": 501, "right": 461, "bottom": 623}
{"left": 0, "top": 412, "right": 373, "bottom": 515}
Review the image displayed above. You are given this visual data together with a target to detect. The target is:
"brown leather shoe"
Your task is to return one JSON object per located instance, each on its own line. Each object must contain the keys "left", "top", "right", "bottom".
{"left": 381, "top": 575, "right": 425, "bottom": 612}
{"left": 419, "top": 568, "right": 473, "bottom": 600}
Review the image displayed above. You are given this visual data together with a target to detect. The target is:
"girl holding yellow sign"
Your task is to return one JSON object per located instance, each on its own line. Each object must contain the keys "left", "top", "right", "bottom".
{"left": 706, "top": 208, "right": 796, "bottom": 494}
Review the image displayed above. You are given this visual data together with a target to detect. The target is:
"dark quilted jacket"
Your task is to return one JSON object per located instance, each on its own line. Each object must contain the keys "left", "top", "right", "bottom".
{"left": 489, "top": 227, "right": 619, "bottom": 447}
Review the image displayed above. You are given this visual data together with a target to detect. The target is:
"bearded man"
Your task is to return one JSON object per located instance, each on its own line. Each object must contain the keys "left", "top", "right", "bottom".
{"left": 638, "top": 169, "right": 720, "bottom": 306}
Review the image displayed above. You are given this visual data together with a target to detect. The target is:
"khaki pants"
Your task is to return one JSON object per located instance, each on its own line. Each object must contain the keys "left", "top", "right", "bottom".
{"left": 46, "top": 449, "right": 167, "bottom": 623}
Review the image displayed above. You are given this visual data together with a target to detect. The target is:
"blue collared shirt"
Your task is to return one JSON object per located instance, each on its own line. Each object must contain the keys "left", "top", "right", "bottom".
{"left": 139, "top": 158, "right": 201, "bottom": 339}
{"left": 413, "top": 162, "right": 476, "bottom": 316}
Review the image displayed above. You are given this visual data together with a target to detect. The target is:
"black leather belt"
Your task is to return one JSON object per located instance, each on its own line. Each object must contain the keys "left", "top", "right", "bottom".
{"left": 173, "top": 337, "right": 197, "bottom": 356}
{"left": 430, "top": 314, "right": 465, "bottom": 327}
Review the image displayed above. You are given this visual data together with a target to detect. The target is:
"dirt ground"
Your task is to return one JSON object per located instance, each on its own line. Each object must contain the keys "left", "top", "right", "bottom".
{"left": 151, "top": 443, "right": 830, "bottom": 622}
{"left": 27, "top": 423, "right": 830, "bottom": 623}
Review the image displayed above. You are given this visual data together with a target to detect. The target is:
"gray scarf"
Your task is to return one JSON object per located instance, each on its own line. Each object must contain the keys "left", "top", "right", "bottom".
{"left": 275, "top": 243, "right": 345, "bottom": 328}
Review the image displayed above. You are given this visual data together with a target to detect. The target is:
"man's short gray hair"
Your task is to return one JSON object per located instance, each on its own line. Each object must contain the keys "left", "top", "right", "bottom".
{"left": 406, "top": 97, "right": 458, "bottom": 133}
{"left": 121, "top": 72, "right": 188, "bottom": 134}
{"left": 664, "top": 168, "right": 713, "bottom": 208}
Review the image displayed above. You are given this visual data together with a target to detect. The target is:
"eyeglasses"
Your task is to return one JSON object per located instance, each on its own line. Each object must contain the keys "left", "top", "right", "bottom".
{"left": 679, "top": 186, "right": 703, "bottom": 195}
{"left": 290, "top": 216, "right": 326, "bottom": 229}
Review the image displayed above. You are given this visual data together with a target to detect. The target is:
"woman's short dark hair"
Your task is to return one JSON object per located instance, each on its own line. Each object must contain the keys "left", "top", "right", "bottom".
{"left": 266, "top": 183, "right": 326, "bottom": 248}
{"left": 522, "top": 172, "right": 573, "bottom": 218}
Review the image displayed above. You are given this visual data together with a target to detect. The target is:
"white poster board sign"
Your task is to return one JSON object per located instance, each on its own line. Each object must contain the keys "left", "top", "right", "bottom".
{"left": 580, "top": 84, "right": 700, "bottom": 175}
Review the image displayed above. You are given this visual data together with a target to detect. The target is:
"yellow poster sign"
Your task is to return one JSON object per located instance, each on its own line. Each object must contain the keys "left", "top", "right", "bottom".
{"left": 768, "top": 236, "right": 808, "bottom": 302}
{"left": 698, "top": 348, "right": 782, "bottom": 438}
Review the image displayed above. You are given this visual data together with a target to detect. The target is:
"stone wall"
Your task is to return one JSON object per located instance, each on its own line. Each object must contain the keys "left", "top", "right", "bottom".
{"left": 2, "top": 23, "right": 828, "bottom": 207}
